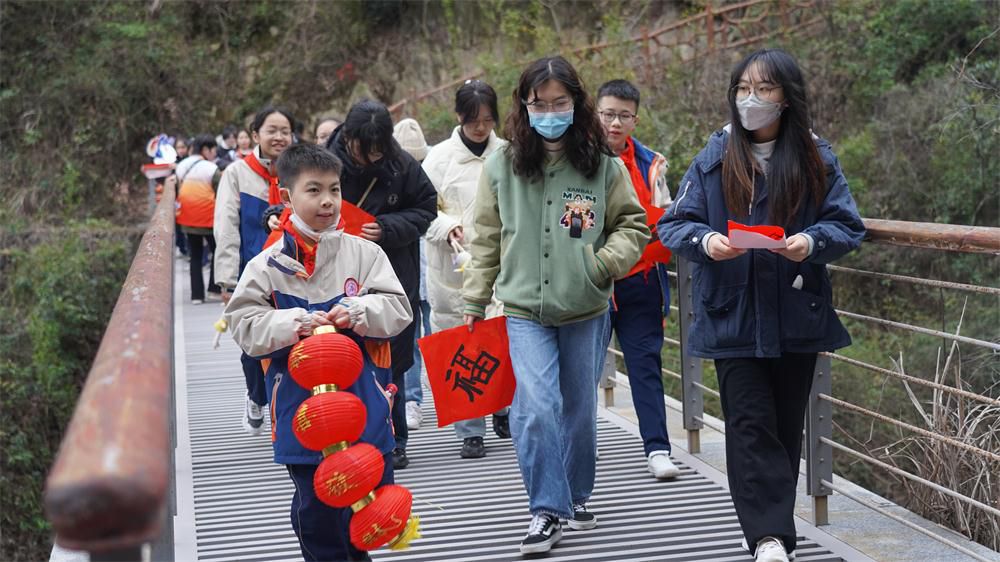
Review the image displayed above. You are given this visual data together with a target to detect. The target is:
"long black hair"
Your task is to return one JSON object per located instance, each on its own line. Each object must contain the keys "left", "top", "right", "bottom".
{"left": 722, "top": 49, "right": 826, "bottom": 229}
{"left": 503, "top": 56, "right": 611, "bottom": 180}
{"left": 455, "top": 80, "right": 499, "bottom": 124}
{"left": 336, "top": 99, "right": 399, "bottom": 165}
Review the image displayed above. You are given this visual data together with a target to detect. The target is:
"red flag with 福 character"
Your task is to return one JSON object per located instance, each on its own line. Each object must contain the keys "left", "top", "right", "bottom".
{"left": 417, "top": 317, "right": 516, "bottom": 427}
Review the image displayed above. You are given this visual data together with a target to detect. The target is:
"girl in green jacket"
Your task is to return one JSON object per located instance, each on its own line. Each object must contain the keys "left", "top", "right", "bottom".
{"left": 462, "top": 55, "right": 648, "bottom": 555}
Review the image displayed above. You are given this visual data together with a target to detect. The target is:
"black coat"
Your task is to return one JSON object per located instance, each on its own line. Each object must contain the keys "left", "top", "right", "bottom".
{"left": 328, "top": 128, "right": 437, "bottom": 305}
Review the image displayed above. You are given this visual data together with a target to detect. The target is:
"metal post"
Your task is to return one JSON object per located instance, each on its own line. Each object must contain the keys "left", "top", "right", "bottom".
{"left": 598, "top": 351, "right": 616, "bottom": 408}
{"left": 806, "top": 354, "right": 833, "bottom": 525}
{"left": 676, "top": 258, "right": 703, "bottom": 453}
{"left": 147, "top": 177, "right": 157, "bottom": 217}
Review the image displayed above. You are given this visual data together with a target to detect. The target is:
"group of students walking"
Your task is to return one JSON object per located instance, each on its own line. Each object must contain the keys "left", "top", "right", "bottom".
{"left": 180, "top": 47, "right": 866, "bottom": 562}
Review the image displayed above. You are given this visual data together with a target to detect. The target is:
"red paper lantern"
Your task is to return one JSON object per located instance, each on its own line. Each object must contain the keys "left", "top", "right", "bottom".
{"left": 292, "top": 392, "right": 367, "bottom": 451}
{"left": 350, "top": 485, "right": 417, "bottom": 551}
{"left": 288, "top": 330, "right": 364, "bottom": 390}
{"left": 314, "top": 443, "right": 384, "bottom": 508}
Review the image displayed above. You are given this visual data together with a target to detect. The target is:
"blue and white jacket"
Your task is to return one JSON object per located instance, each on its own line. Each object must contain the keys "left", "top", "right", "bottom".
{"left": 658, "top": 128, "right": 865, "bottom": 359}
{"left": 225, "top": 228, "right": 413, "bottom": 464}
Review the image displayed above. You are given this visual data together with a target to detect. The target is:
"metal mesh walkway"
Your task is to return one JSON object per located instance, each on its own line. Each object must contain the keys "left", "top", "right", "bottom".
{"left": 173, "top": 280, "right": 861, "bottom": 562}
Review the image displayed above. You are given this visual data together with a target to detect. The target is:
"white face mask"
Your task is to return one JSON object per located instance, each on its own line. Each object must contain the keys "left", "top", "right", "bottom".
{"left": 289, "top": 208, "right": 339, "bottom": 241}
{"left": 737, "top": 93, "right": 784, "bottom": 131}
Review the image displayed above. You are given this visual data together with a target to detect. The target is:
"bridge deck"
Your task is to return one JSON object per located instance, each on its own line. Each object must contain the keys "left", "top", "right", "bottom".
{"left": 172, "top": 268, "right": 866, "bottom": 562}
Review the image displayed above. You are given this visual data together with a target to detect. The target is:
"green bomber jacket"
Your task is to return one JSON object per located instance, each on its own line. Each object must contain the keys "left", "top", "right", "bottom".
{"left": 462, "top": 148, "right": 648, "bottom": 326}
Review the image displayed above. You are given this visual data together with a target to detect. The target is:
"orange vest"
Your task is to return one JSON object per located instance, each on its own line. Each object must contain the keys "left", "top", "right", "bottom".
{"left": 175, "top": 159, "right": 217, "bottom": 229}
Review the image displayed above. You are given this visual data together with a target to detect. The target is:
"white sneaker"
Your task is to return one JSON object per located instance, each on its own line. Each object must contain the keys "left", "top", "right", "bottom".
{"left": 754, "top": 537, "right": 790, "bottom": 562}
{"left": 242, "top": 394, "right": 265, "bottom": 435}
{"left": 647, "top": 451, "right": 680, "bottom": 479}
{"left": 405, "top": 401, "right": 422, "bottom": 430}
{"left": 741, "top": 538, "right": 796, "bottom": 561}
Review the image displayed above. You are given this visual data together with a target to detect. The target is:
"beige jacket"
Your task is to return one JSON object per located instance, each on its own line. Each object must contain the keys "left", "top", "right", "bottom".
{"left": 225, "top": 230, "right": 413, "bottom": 358}
{"left": 422, "top": 128, "right": 505, "bottom": 330}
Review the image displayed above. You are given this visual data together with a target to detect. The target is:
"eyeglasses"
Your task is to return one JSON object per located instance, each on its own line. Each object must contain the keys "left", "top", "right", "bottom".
{"left": 733, "top": 83, "right": 783, "bottom": 99}
{"left": 523, "top": 98, "right": 574, "bottom": 113}
{"left": 598, "top": 111, "right": 637, "bottom": 124}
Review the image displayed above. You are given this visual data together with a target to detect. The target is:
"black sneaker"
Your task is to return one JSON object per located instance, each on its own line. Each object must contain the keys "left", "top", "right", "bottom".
{"left": 567, "top": 503, "right": 597, "bottom": 530}
{"left": 520, "top": 514, "right": 562, "bottom": 554}
{"left": 392, "top": 447, "right": 409, "bottom": 469}
{"left": 460, "top": 436, "right": 486, "bottom": 458}
{"left": 493, "top": 412, "right": 511, "bottom": 439}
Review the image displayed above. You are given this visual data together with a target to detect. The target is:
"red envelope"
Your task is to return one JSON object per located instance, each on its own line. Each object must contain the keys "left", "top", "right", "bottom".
{"left": 418, "top": 317, "right": 516, "bottom": 427}
{"left": 341, "top": 201, "right": 376, "bottom": 237}
{"left": 727, "top": 220, "right": 787, "bottom": 249}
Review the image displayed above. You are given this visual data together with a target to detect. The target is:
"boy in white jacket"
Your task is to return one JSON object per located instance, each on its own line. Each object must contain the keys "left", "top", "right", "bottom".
{"left": 225, "top": 144, "right": 412, "bottom": 562}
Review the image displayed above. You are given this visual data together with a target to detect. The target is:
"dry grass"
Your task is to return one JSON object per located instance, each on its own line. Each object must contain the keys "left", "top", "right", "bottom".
{"left": 864, "top": 302, "right": 1000, "bottom": 550}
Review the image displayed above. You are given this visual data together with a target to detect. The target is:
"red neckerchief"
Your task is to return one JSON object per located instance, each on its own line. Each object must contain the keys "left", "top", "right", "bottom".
{"left": 244, "top": 151, "right": 281, "bottom": 205}
{"left": 621, "top": 137, "right": 670, "bottom": 277}
{"left": 272, "top": 212, "right": 347, "bottom": 276}
{"left": 278, "top": 214, "right": 318, "bottom": 276}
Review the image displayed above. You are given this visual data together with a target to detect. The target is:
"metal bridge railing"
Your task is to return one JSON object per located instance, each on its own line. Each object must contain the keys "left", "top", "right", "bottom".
{"left": 603, "top": 218, "right": 1000, "bottom": 560}
{"left": 44, "top": 181, "right": 176, "bottom": 561}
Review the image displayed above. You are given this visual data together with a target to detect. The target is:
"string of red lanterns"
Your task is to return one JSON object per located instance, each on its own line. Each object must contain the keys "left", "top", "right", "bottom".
{"left": 288, "top": 325, "right": 420, "bottom": 551}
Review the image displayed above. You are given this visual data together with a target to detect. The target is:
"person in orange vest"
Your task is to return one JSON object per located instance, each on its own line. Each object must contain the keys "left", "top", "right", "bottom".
{"left": 175, "top": 134, "right": 222, "bottom": 303}
{"left": 596, "top": 80, "right": 680, "bottom": 479}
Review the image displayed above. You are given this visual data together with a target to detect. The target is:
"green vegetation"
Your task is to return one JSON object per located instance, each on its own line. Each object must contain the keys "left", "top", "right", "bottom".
{"left": 0, "top": 223, "right": 135, "bottom": 561}
{"left": 0, "top": 0, "right": 997, "bottom": 559}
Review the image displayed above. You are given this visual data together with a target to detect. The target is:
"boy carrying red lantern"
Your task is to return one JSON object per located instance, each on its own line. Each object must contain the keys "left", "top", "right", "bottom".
{"left": 225, "top": 143, "right": 414, "bottom": 561}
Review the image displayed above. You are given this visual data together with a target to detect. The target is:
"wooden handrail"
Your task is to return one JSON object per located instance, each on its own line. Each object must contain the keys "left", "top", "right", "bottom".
{"left": 863, "top": 218, "right": 1000, "bottom": 255}
{"left": 44, "top": 180, "right": 176, "bottom": 553}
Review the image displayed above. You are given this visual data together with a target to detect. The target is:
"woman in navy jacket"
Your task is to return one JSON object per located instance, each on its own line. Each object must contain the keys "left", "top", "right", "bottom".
{"left": 659, "top": 49, "right": 864, "bottom": 562}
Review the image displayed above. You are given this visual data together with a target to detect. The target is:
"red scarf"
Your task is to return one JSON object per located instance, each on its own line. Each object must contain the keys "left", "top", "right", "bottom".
{"left": 278, "top": 214, "right": 318, "bottom": 276}
{"left": 620, "top": 137, "right": 671, "bottom": 277}
{"left": 244, "top": 151, "right": 281, "bottom": 205}
{"left": 265, "top": 211, "right": 347, "bottom": 276}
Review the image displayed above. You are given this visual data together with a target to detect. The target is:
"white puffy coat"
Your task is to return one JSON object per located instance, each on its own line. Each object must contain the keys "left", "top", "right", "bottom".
{"left": 422, "top": 127, "right": 505, "bottom": 331}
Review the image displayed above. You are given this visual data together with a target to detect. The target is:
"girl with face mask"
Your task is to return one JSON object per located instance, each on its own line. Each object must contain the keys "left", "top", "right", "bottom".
{"left": 659, "top": 49, "right": 865, "bottom": 562}
{"left": 461, "top": 56, "right": 648, "bottom": 555}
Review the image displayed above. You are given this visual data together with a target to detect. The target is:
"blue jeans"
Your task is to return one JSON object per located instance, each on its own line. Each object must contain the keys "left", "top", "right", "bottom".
{"left": 610, "top": 271, "right": 671, "bottom": 456}
{"left": 404, "top": 300, "right": 431, "bottom": 404}
{"left": 506, "top": 314, "right": 610, "bottom": 519}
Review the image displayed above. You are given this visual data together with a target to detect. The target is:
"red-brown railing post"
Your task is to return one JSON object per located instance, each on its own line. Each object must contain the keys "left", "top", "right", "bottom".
{"left": 44, "top": 179, "right": 176, "bottom": 558}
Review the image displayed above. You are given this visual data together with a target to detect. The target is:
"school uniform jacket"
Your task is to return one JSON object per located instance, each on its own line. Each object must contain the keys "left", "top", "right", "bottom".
{"left": 225, "top": 228, "right": 413, "bottom": 464}
{"left": 658, "top": 128, "right": 866, "bottom": 359}
{"left": 214, "top": 146, "right": 273, "bottom": 290}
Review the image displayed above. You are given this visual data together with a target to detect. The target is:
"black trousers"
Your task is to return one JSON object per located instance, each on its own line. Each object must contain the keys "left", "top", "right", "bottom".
{"left": 286, "top": 453, "right": 393, "bottom": 562}
{"left": 388, "top": 295, "right": 419, "bottom": 450}
{"left": 715, "top": 352, "right": 817, "bottom": 554}
{"left": 186, "top": 233, "right": 217, "bottom": 301}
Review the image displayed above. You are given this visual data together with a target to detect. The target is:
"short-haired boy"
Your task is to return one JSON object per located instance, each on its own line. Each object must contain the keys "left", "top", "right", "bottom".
{"left": 596, "top": 79, "right": 680, "bottom": 480}
{"left": 225, "top": 143, "right": 413, "bottom": 562}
